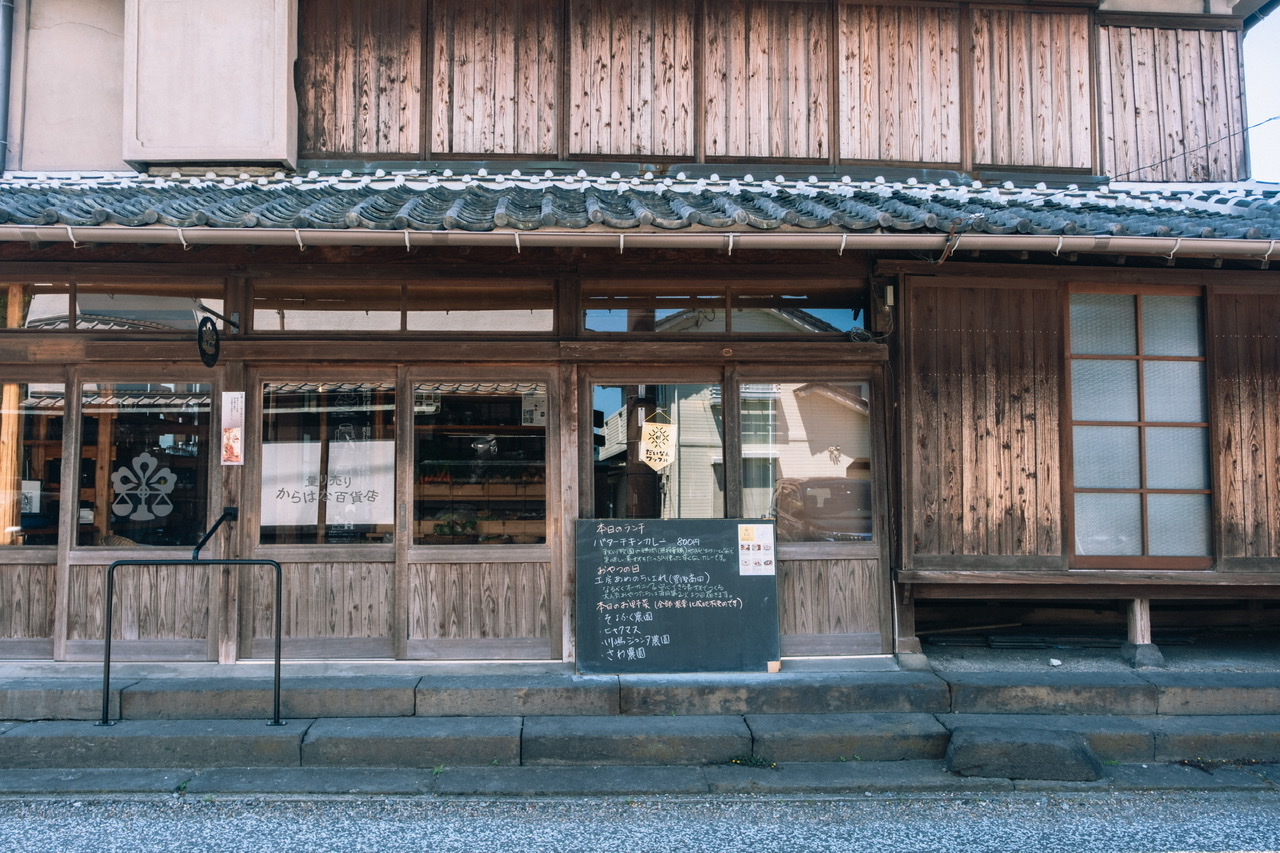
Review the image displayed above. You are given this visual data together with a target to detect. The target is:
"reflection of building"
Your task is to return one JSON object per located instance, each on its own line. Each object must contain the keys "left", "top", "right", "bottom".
{"left": 0, "top": 1, "right": 1277, "bottom": 668}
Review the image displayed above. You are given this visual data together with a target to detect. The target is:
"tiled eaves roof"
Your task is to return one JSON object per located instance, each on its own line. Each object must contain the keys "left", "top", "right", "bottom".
{"left": 0, "top": 170, "right": 1277, "bottom": 249}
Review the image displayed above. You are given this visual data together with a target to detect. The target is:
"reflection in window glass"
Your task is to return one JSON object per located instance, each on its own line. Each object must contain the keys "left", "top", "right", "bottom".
{"left": 583, "top": 284, "right": 863, "bottom": 334}
{"left": 76, "top": 284, "right": 223, "bottom": 332}
{"left": 253, "top": 284, "right": 401, "bottom": 331}
{"left": 80, "top": 383, "right": 211, "bottom": 547}
{"left": 0, "top": 383, "right": 65, "bottom": 546}
{"left": 260, "top": 383, "right": 396, "bottom": 545}
{"left": 592, "top": 384, "right": 723, "bottom": 519}
{"left": 413, "top": 383, "right": 547, "bottom": 545}
{"left": 747, "top": 382, "right": 873, "bottom": 542}
{"left": 2, "top": 284, "right": 70, "bottom": 329}
{"left": 406, "top": 283, "right": 554, "bottom": 332}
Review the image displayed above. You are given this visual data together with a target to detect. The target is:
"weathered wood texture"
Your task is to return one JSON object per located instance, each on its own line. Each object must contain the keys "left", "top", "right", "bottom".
{"left": 0, "top": 563, "right": 54, "bottom": 641}
{"left": 244, "top": 561, "right": 393, "bottom": 644}
{"left": 432, "top": 0, "right": 560, "bottom": 155}
{"left": 298, "top": 0, "right": 425, "bottom": 155}
{"left": 970, "top": 8, "right": 1092, "bottom": 170}
{"left": 777, "top": 557, "right": 881, "bottom": 636}
{"left": 837, "top": 3, "right": 960, "bottom": 164}
{"left": 904, "top": 282, "right": 1063, "bottom": 565}
{"left": 1098, "top": 26, "right": 1245, "bottom": 181}
{"left": 1210, "top": 291, "right": 1280, "bottom": 563}
{"left": 408, "top": 561, "right": 551, "bottom": 642}
{"left": 702, "top": 0, "right": 829, "bottom": 159}
{"left": 66, "top": 563, "right": 210, "bottom": 642}
{"left": 569, "top": 0, "right": 694, "bottom": 157}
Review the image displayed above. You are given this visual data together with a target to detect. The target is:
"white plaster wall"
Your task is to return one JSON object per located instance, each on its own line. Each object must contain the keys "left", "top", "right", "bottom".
{"left": 123, "top": 0, "right": 297, "bottom": 167}
{"left": 11, "top": 0, "right": 127, "bottom": 171}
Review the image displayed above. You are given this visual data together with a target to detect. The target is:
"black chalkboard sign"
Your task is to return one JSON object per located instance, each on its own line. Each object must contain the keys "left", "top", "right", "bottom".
{"left": 575, "top": 518, "right": 780, "bottom": 673}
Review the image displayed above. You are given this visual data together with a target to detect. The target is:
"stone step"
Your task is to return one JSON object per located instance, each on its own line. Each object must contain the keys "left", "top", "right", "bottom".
{"left": 3, "top": 712, "right": 1278, "bottom": 770}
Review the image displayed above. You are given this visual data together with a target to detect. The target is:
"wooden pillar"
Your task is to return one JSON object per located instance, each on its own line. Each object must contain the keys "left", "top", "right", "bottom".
{"left": 0, "top": 285, "right": 24, "bottom": 543}
{"left": 1127, "top": 597, "right": 1152, "bottom": 646}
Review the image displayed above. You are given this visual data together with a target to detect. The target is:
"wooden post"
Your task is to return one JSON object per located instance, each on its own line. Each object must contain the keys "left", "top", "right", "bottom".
{"left": 0, "top": 285, "right": 23, "bottom": 543}
{"left": 1127, "top": 597, "right": 1152, "bottom": 646}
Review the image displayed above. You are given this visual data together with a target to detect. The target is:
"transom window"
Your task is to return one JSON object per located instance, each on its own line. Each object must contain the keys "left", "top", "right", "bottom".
{"left": 1068, "top": 290, "right": 1211, "bottom": 568}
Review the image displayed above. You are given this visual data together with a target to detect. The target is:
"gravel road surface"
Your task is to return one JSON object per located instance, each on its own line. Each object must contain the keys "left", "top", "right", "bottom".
{"left": 1, "top": 791, "right": 1277, "bottom": 853}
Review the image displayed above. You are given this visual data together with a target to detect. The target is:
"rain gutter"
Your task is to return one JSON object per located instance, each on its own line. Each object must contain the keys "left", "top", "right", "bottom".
{"left": 9, "top": 224, "right": 1279, "bottom": 263}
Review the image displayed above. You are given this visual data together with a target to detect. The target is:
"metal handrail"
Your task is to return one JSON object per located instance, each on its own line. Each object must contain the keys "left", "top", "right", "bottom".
{"left": 98, "top": 508, "right": 285, "bottom": 727}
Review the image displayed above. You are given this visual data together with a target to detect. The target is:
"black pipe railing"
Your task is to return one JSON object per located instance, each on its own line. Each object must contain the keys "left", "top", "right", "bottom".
{"left": 98, "top": 508, "right": 286, "bottom": 727}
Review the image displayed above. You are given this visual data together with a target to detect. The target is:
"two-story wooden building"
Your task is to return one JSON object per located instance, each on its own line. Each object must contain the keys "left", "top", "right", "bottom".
{"left": 0, "top": 0, "right": 1276, "bottom": 668}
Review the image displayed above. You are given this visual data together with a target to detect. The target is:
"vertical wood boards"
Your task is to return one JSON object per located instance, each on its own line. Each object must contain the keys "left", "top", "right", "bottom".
{"left": 970, "top": 8, "right": 1091, "bottom": 170}
{"left": 408, "top": 562, "right": 551, "bottom": 645}
{"left": 702, "top": 0, "right": 828, "bottom": 159}
{"left": 1211, "top": 292, "right": 1280, "bottom": 563}
{"left": 904, "top": 281, "right": 1064, "bottom": 566}
{"left": 777, "top": 558, "right": 883, "bottom": 654}
{"left": 242, "top": 562, "right": 393, "bottom": 646}
{"left": 568, "top": 0, "right": 694, "bottom": 157}
{"left": 0, "top": 564, "right": 54, "bottom": 645}
{"left": 65, "top": 563, "right": 211, "bottom": 645}
{"left": 837, "top": 3, "right": 960, "bottom": 164}
{"left": 1098, "top": 25, "right": 1245, "bottom": 182}
{"left": 297, "top": 0, "right": 423, "bottom": 156}
{"left": 432, "top": 0, "right": 560, "bottom": 155}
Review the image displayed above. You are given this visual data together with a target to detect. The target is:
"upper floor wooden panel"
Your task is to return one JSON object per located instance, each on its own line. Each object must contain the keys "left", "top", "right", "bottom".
{"left": 838, "top": 3, "right": 962, "bottom": 164}
{"left": 971, "top": 8, "right": 1093, "bottom": 170}
{"left": 296, "top": 1, "right": 1249, "bottom": 180}
{"left": 1098, "top": 25, "right": 1245, "bottom": 181}
{"left": 569, "top": 0, "right": 695, "bottom": 157}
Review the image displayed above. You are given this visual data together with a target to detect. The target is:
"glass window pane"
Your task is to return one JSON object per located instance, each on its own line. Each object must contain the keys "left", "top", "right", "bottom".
{"left": 253, "top": 284, "right": 401, "bottom": 331}
{"left": 1073, "top": 426, "right": 1140, "bottom": 489}
{"left": 584, "top": 296, "right": 723, "bottom": 333}
{"left": 1075, "top": 493, "right": 1142, "bottom": 556}
{"left": 406, "top": 283, "right": 553, "bottom": 332}
{"left": 4, "top": 284, "right": 71, "bottom": 329}
{"left": 1142, "top": 295, "right": 1203, "bottom": 357}
{"left": 743, "top": 382, "right": 873, "bottom": 542}
{"left": 413, "top": 383, "right": 547, "bottom": 545}
{"left": 0, "top": 383, "right": 65, "bottom": 546}
{"left": 81, "top": 382, "right": 212, "bottom": 547}
{"left": 260, "top": 383, "right": 396, "bottom": 545}
{"left": 1071, "top": 294, "right": 1136, "bottom": 355}
{"left": 592, "top": 383, "right": 723, "bottom": 519}
{"left": 1148, "top": 494, "right": 1211, "bottom": 556}
{"left": 76, "top": 283, "right": 223, "bottom": 332}
{"left": 1071, "top": 360, "right": 1138, "bottom": 421}
{"left": 1146, "top": 427, "right": 1210, "bottom": 490}
{"left": 1144, "top": 361, "right": 1207, "bottom": 423}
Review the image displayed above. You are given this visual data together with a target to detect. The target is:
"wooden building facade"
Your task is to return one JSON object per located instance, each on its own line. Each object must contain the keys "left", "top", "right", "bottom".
{"left": 0, "top": 0, "right": 1276, "bottom": 667}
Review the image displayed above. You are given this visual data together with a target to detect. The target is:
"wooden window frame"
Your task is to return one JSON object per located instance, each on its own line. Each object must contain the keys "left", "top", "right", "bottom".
{"left": 1064, "top": 284, "right": 1213, "bottom": 570}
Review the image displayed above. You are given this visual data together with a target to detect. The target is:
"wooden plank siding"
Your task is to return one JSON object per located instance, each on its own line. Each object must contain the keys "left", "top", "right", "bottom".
{"left": 702, "top": 0, "right": 829, "bottom": 160}
{"left": 242, "top": 561, "right": 394, "bottom": 658}
{"left": 1210, "top": 292, "right": 1280, "bottom": 567}
{"left": 777, "top": 557, "right": 885, "bottom": 655}
{"left": 904, "top": 280, "right": 1065, "bottom": 570}
{"left": 837, "top": 3, "right": 960, "bottom": 164}
{"left": 1097, "top": 26, "right": 1245, "bottom": 181}
{"left": 0, "top": 563, "right": 54, "bottom": 643}
{"left": 970, "top": 8, "right": 1092, "bottom": 170}
{"left": 569, "top": 0, "right": 695, "bottom": 157}
{"left": 431, "top": 0, "right": 561, "bottom": 155}
{"left": 407, "top": 561, "right": 553, "bottom": 659}
{"left": 61, "top": 562, "right": 212, "bottom": 660}
{"left": 295, "top": 1, "right": 1250, "bottom": 180}
{"left": 297, "top": 0, "right": 425, "bottom": 156}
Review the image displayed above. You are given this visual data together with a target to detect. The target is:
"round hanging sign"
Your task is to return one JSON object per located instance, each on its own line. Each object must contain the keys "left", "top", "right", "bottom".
{"left": 197, "top": 316, "right": 220, "bottom": 367}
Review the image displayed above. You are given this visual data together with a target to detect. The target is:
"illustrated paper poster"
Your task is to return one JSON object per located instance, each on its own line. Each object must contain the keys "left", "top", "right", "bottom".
{"left": 738, "top": 523, "right": 776, "bottom": 575}
{"left": 221, "top": 391, "right": 245, "bottom": 466}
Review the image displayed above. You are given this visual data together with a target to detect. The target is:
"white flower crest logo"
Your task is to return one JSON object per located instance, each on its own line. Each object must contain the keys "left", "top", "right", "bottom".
{"left": 110, "top": 452, "right": 176, "bottom": 522}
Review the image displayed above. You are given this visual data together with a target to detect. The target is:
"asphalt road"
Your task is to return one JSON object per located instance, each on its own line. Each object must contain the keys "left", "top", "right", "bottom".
{"left": 0, "top": 791, "right": 1278, "bottom": 853}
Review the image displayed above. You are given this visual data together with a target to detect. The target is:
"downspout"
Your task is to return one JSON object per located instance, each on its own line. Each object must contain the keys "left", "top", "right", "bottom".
{"left": 0, "top": 0, "right": 13, "bottom": 170}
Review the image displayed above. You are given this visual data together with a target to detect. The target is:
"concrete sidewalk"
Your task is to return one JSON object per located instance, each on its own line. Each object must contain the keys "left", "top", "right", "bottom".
{"left": 0, "top": 630, "right": 1276, "bottom": 795}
